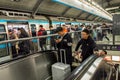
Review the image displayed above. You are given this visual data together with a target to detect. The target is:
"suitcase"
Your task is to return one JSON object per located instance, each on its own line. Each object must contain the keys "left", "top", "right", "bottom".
{"left": 52, "top": 49, "right": 71, "bottom": 80}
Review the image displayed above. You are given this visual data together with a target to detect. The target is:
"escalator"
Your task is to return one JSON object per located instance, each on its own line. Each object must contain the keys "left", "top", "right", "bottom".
{"left": 0, "top": 50, "right": 58, "bottom": 80}
{"left": 0, "top": 50, "right": 119, "bottom": 80}
{"left": 65, "top": 54, "right": 120, "bottom": 80}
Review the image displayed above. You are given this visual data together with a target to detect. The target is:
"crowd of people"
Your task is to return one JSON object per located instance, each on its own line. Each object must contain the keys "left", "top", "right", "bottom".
{"left": 8, "top": 28, "right": 30, "bottom": 58}
{"left": 8, "top": 23, "right": 112, "bottom": 65}
{"left": 7, "top": 23, "right": 115, "bottom": 77}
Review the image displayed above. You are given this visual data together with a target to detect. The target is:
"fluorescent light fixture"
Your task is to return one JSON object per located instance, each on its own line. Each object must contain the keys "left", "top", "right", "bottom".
{"left": 11, "top": 0, "right": 21, "bottom": 2}
{"left": 105, "top": 7, "right": 119, "bottom": 11}
{"left": 111, "top": 12, "right": 120, "bottom": 15}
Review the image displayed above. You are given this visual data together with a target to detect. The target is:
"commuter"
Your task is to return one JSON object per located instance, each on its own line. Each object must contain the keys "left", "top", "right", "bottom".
{"left": 87, "top": 25, "right": 92, "bottom": 34}
{"left": 96, "top": 25, "right": 102, "bottom": 41}
{"left": 94, "top": 50, "right": 117, "bottom": 80}
{"left": 92, "top": 26, "right": 97, "bottom": 41}
{"left": 75, "top": 25, "right": 80, "bottom": 31}
{"left": 62, "top": 25, "right": 68, "bottom": 33}
{"left": 101, "top": 24, "right": 110, "bottom": 41}
{"left": 86, "top": 25, "right": 91, "bottom": 30}
{"left": 70, "top": 25, "right": 75, "bottom": 40}
{"left": 74, "top": 25, "right": 80, "bottom": 42}
{"left": 110, "top": 25, "right": 112, "bottom": 34}
{"left": 67, "top": 25, "right": 71, "bottom": 32}
{"left": 75, "top": 29, "right": 96, "bottom": 62}
{"left": 97, "top": 50, "right": 107, "bottom": 57}
{"left": 18, "top": 28, "right": 30, "bottom": 55}
{"left": 38, "top": 25, "right": 47, "bottom": 51}
{"left": 8, "top": 29, "right": 19, "bottom": 58}
{"left": 49, "top": 25, "right": 57, "bottom": 50}
{"left": 81, "top": 24, "right": 86, "bottom": 31}
{"left": 55, "top": 27, "right": 73, "bottom": 67}
{"left": 31, "top": 27, "right": 36, "bottom": 37}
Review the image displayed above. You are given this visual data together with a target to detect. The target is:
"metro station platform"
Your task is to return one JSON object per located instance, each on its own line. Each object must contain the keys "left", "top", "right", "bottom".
{"left": 0, "top": 0, "right": 119, "bottom": 80}
{"left": 0, "top": 33, "right": 119, "bottom": 80}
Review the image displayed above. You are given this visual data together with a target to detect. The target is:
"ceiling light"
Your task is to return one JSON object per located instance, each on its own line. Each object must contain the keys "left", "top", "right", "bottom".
{"left": 105, "top": 7, "right": 119, "bottom": 11}
{"left": 111, "top": 12, "right": 120, "bottom": 15}
{"left": 11, "top": 0, "right": 21, "bottom": 2}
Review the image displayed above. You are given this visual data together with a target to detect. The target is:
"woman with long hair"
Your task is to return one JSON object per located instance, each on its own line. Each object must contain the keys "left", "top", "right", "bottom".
{"left": 18, "top": 28, "right": 30, "bottom": 55}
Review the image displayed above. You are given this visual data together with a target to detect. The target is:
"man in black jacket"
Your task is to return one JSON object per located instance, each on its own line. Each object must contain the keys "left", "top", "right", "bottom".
{"left": 75, "top": 29, "right": 96, "bottom": 62}
{"left": 49, "top": 26, "right": 57, "bottom": 50}
{"left": 55, "top": 27, "right": 73, "bottom": 66}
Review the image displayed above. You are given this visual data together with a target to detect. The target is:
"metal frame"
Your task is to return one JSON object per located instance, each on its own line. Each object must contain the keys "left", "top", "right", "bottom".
{"left": 61, "top": 7, "right": 71, "bottom": 16}
{"left": 76, "top": 11, "right": 84, "bottom": 18}
{"left": 0, "top": 22, "right": 11, "bottom": 60}
{"left": 98, "top": 18, "right": 103, "bottom": 22}
{"left": 31, "top": 0, "right": 44, "bottom": 16}
{"left": 0, "top": 31, "right": 82, "bottom": 44}
{"left": 85, "top": 14, "right": 92, "bottom": 20}
{"left": 96, "top": 17, "right": 101, "bottom": 21}
{"left": 105, "top": 2, "right": 120, "bottom": 8}
{"left": 0, "top": 7, "right": 32, "bottom": 13}
{"left": 92, "top": 16, "right": 98, "bottom": 21}
{"left": 0, "top": 28, "right": 115, "bottom": 44}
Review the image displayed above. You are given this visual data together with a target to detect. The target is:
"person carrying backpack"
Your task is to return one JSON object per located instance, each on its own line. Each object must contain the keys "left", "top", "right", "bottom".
{"left": 38, "top": 25, "right": 47, "bottom": 51}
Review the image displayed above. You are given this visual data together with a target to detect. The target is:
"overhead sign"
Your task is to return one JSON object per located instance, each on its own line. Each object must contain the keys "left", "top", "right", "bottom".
{"left": 113, "top": 14, "right": 120, "bottom": 35}
{"left": 97, "top": 44, "right": 120, "bottom": 51}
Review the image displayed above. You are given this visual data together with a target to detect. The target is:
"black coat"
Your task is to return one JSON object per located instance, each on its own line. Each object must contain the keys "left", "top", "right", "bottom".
{"left": 39, "top": 30, "right": 47, "bottom": 44}
{"left": 57, "top": 33, "right": 72, "bottom": 65}
{"left": 18, "top": 34, "right": 30, "bottom": 54}
{"left": 50, "top": 29, "right": 56, "bottom": 45}
{"left": 75, "top": 36, "right": 96, "bottom": 61}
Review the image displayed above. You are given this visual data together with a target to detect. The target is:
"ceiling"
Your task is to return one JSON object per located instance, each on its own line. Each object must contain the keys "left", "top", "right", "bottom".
{"left": 93, "top": 0, "right": 120, "bottom": 14}
{"left": 0, "top": 0, "right": 114, "bottom": 22}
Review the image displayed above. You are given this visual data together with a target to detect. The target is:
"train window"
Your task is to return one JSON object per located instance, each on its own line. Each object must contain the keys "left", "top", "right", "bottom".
{"left": 0, "top": 34, "right": 7, "bottom": 41}
{"left": 0, "top": 34, "right": 9, "bottom": 57}
{"left": 0, "top": 24, "right": 6, "bottom": 32}
{"left": 19, "top": 14, "right": 23, "bottom": 16}
{"left": 65, "top": 23, "right": 71, "bottom": 25}
{"left": 14, "top": 13, "right": 19, "bottom": 16}
{"left": 9, "top": 13, "right": 13, "bottom": 15}
{"left": 31, "top": 24, "right": 36, "bottom": 37}
{"left": 0, "top": 44, "right": 9, "bottom": 57}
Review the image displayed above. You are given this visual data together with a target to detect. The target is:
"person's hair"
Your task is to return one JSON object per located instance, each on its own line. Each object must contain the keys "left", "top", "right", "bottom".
{"left": 18, "top": 28, "right": 21, "bottom": 30}
{"left": 49, "top": 25, "right": 53, "bottom": 28}
{"left": 75, "top": 25, "right": 78, "bottom": 27}
{"left": 103, "top": 50, "right": 107, "bottom": 55}
{"left": 19, "top": 28, "right": 29, "bottom": 37}
{"left": 56, "top": 27, "right": 63, "bottom": 33}
{"left": 39, "top": 25, "right": 43, "bottom": 28}
{"left": 8, "top": 29, "right": 13, "bottom": 32}
{"left": 82, "top": 29, "right": 90, "bottom": 34}
{"left": 93, "top": 26, "right": 96, "bottom": 29}
{"left": 62, "top": 24, "right": 66, "bottom": 27}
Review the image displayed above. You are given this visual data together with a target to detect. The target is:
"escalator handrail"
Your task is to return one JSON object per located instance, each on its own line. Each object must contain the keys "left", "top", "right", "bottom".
{"left": 65, "top": 54, "right": 98, "bottom": 80}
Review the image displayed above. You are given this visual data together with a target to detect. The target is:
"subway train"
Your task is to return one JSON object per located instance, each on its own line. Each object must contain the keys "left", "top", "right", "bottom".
{"left": 0, "top": 16, "right": 97, "bottom": 61}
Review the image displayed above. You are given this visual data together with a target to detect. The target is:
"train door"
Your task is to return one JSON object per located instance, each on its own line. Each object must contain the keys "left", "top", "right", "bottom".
{"left": 0, "top": 24, "right": 10, "bottom": 62}
{"left": 7, "top": 21, "right": 30, "bottom": 56}
{"left": 7, "top": 21, "right": 29, "bottom": 35}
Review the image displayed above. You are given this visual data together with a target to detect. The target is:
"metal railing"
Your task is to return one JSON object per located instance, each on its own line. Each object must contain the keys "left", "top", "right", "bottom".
{"left": 0, "top": 28, "right": 119, "bottom": 62}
